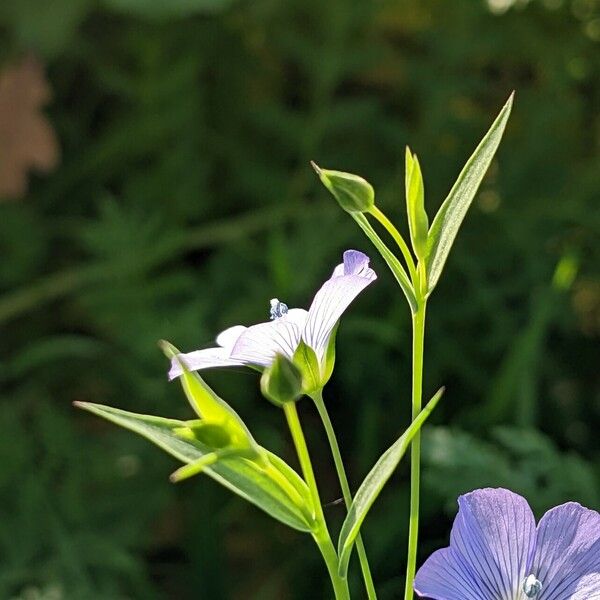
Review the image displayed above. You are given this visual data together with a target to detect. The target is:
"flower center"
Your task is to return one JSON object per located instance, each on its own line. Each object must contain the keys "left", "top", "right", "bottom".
{"left": 522, "top": 574, "right": 542, "bottom": 598}
{"left": 269, "top": 298, "right": 288, "bottom": 320}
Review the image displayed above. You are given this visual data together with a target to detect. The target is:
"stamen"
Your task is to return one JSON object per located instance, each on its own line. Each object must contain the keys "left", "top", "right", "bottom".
{"left": 269, "top": 298, "right": 288, "bottom": 320}
{"left": 523, "top": 574, "right": 542, "bottom": 598}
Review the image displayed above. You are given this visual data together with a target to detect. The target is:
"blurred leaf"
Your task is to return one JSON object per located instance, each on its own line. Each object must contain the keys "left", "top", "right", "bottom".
{"left": 103, "top": 0, "right": 235, "bottom": 19}
{"left": 0, "top": 0, "right": 91, "bottom": 58}
{"left": 422, "top": 425, "right": 600, "bottom": 514}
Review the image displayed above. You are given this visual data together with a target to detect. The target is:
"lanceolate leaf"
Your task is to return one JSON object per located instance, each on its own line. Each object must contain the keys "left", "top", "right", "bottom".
{"left": 75, "top": 402, "right": 313, "bottom": 532}
{"left": 425, "top": 94, "right": 514, "bottom": 293}
{"left": 405, "top": 147, "right": 428, "bottom": 261}
{"left": 337, "top": 388, "right": 444, "bottom": 577}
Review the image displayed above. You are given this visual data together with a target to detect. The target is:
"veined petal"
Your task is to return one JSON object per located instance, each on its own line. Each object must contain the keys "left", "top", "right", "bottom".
{"left": 303, "top": 250, "right": 376, "bottom": 362}
{"left": 416, "top": 488, "right": 536, "bottom": 600}
{"left": 533, "top": 502, "right": 600, "bottom": 600}
{"left": 230, "top": 309, "right": 308, "bottom": 367}
{"left": 216, "top": 325, "right": 247, "bottom": 349}
{"left": 414, "top": 547, "right": 488, "bottom": 600}
{"left": 168, "top": 347, "right": 246, "bottom": 380}
{"left": 450, "top": 489, "right": 536, "bottom": 599}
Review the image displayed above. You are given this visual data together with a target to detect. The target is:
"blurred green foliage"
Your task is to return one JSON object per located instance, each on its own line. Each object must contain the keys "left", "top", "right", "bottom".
{"left": 1, "top": 0, "right": 598, "bottom": 598}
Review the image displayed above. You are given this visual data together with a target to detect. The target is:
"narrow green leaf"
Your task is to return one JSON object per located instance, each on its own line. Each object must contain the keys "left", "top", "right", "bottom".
{"left": 337, "top": 387, "right": 445, "bottom": 577}
{"left": 352, "top": 212, "right": 417, "bottom": 313}
{"left": 405, "top": 147, "right": 428, "bottom": 261}
{"left": 75, "top": 402, "right": 313, "bottom": 532}
{"left": 426, "top": 93, "right": 514, "bottom": 292}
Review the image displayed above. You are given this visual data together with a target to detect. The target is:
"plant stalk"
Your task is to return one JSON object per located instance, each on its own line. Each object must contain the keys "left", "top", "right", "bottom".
{"left": 369, "top": 206, "right": 418, "bottom": 286}
{"left": 311, "top": 390, "right": 378, "bottom": 599}
{"left": 283, "top": 403, "right": 350, "bottom": 600}
{"left": 403, "top": 296, "right": 427, "bottom": 600}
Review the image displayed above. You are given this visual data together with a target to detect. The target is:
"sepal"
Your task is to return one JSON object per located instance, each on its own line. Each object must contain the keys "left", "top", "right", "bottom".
{"left": 261, "top": 354, "right": 303, "bottom": 406}
{"left": 292, "top": 339, "right": 322, "bottom": 395}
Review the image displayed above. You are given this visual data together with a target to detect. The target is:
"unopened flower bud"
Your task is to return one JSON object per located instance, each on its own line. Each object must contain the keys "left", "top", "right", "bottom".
{"left": 311, "top": 161, "right": 374, "bottom": 213}
{"left": 260, "top": 354, "right": 303, "bottom": 407}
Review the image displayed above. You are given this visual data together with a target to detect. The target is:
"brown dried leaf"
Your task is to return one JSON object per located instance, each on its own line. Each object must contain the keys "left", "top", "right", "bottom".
{"left": 0, "top": 55, "right": 60, "bottom": 200}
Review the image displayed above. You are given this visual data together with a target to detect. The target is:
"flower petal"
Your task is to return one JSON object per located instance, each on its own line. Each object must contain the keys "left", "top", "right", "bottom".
{"left": 532, "top": 502, "right": 600, "bottom": 600}
{"left": 414, "top": 547, "right": 489, "bottom": 600}
{"left": 425, "top": 488, "right": 536, "bottom": 600}
{"left": 451, "top": 489, "right": 536, "bottom": 599}
{"left": 168, "top": 347, "right": 246, "bottom": 380}
{"left": 216, "top": 325, "right": 247, "bottom": 349}
{"left": 230, "top": 309, "right": 308, "bottom": 367}
{"left": 303, "top": 250, "right": 376, "bottom": 361}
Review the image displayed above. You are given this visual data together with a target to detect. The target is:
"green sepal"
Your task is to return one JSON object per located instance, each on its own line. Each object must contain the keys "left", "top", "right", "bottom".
{"left": 260, "top": 354, "right": 303, "bottom": 406}
{"left": 321, "top": 323, "right": 338, "bottom": 387}
{"left": 312, "top": 162, "right": 375, "bottom": 213}
{"left": 405, "top": 147, "right": 429, "bottom": 261}
{"left": 337, "top": 387, "right": 445, "bottom": 577}
{"left": 292, "top": 339, "right": 321, "bottom": 395}
{"left": 75, "top": 401, "right": 314, "bottom": 532}
{"left": 175, "top": 419, "right": 240, "bottom": 450}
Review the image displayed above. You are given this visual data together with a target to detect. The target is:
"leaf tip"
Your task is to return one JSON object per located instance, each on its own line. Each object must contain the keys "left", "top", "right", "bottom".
{"left": 309, "top": 160, "right": 321, "bottom": 175}
{"left": 158, "top": 339, "right": 178, "bottom": 359}
{"left": 504, "top": 91, "right": 515, "bottom": 112}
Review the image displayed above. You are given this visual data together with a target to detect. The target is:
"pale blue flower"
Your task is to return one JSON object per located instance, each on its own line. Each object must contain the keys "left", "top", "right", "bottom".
{"left": 169, "top": 250, "right": 376, "bottom": 382}
{"left": 414, "top": 488, "right": 600, "bottom": 600}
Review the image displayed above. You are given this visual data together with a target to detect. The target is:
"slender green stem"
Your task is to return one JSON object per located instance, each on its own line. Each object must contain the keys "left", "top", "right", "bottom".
{"left": 369, "top": 206, "right": 418, "bottom": 286}
{"left": 264, "top": 463, "right": 316, "bottom": 526}
{"left": 351, "top": 213, "right": 417, "bottom": 314}
{"left": 311, "top": 390, "right": 378, "bottom": 600}
{"left": 283, "top": 403, "right": 350, "bottom": 600}
{"left": 403, "top": 299, "right": 427, "bottom": 600}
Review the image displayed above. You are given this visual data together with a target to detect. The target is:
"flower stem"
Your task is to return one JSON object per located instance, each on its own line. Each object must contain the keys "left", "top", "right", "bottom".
{"left": 311, "top": 390, "right": 378, "bottom": 600}
{"left": 369, "top": 206, "right": 418, "bottom": 287}
{"left": 283, "top": 402, "right": 350, "bottom": 600}
{"left": 403, "top": 297, "right": 427, "bottom": 600}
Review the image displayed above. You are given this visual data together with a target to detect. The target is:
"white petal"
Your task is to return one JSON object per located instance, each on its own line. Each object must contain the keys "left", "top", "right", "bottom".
{"left": 168, "top": 347, "right": 246, "bottom": 380}
{"left": 303, "top": 250, "right": 376, "bottom": 361}
{"left": 230, "top": 310, "right": 307, "bottom": 367}
{"left": 216, "top": 325, "right": 247, "bottom": 349}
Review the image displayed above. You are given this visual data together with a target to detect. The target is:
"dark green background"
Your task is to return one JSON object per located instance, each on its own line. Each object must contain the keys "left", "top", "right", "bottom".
{"left": 1, "top": 0, "right": 598, "bottom": 598}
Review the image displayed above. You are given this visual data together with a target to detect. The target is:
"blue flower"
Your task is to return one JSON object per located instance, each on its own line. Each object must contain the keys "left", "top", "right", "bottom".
{"left": 414, "top": 488, "right": 600, "bottom": 600}
{"left": 168, "top": 250, "right": 376, "bottom": 383}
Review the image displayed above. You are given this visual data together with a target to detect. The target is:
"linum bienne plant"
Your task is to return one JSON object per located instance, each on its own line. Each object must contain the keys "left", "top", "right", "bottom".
{"left": 76, "top": 93, "right": 600, "bottom": 599}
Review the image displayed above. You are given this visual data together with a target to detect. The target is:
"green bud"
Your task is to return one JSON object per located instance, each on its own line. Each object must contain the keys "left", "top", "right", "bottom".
{"left": 260, "top": 354, "right": 303, "bottom": 407}
{"left": 311, "top": 161, "right": 375, "bottom": 213}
